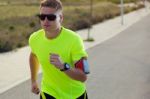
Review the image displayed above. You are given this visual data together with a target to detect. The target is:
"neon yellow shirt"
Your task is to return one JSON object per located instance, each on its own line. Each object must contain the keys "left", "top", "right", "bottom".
{"left": 29, "top": 27, "right": 88, "bottom": 99}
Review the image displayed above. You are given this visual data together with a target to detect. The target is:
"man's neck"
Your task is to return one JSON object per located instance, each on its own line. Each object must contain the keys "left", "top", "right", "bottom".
{"left": 45, "top": 27, "right": 62, "bottom": 39}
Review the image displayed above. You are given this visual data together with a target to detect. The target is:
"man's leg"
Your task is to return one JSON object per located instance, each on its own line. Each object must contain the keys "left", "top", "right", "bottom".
{"left": 77, "top": 91, "right": 88, "bottom": 99}
{"left": 40, "top": 92, "right": 56, "bottom": 99}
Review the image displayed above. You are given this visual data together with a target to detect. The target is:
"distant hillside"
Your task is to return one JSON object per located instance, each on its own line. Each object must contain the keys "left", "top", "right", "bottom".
{"left": 0, "top": 0, "right": 144, "bottom": 52}
{"left": 0, "top": 0, "right": 139, "bottom": 5}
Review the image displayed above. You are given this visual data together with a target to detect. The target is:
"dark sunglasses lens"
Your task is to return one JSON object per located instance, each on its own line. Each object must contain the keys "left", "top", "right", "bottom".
{"left": 37, "top": 14, "right": 56, "bottom": 21}
{"left": 47, "top": 15, "right": 56, "bottom": 21}
{"left": 38, "top": 15, "right": 46, "bottom": 21}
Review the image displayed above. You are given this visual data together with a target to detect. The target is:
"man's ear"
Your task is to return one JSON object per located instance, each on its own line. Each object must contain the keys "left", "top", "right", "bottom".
{"left": 59, "top": 14, "right": 63, "bottom": 23}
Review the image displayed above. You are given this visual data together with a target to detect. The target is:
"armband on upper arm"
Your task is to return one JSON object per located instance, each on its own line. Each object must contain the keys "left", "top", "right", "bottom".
{"left": 75, "top": 58, "right": 90, "bottom": 74}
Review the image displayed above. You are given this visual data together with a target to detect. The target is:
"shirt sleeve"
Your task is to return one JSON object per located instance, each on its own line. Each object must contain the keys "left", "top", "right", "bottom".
{"left": 28, "top": 33, "right": 36, "bottom": 54}
{"left": 71, "top": 35, "right": 88, "bottom": 62}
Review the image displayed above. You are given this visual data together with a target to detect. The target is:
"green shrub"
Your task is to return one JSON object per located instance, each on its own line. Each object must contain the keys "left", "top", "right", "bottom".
{"left": 17, "top": 42, "right": 24, "bottom": 48}
{"left": 9, "top": 26, "right": 15, "bottom": 31}
{"left": 29, "top": 21, "right": 35, "bottom": 28}
{"left": 0, "top": 41, "right": 13, "bottom": 52}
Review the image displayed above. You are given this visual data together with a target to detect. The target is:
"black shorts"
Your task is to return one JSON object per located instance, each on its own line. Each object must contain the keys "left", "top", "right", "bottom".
{"left": 40, "top": 91, "right": 88, "bottom": 99}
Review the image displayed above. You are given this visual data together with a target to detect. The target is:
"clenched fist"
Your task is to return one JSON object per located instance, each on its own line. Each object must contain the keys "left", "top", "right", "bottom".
{"left": 49, "top": 53, "right": 64, "bottom": 70}
{"left": 31, "top": 81, "right": 40, "bottom": 95}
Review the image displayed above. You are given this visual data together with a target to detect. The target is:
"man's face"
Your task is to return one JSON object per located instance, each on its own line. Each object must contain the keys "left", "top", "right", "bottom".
{"left": 39, "top": 7, "right": 63, "bottom": 32}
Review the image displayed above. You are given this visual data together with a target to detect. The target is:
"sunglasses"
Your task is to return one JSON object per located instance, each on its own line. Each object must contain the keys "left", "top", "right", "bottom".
{"left": 37, "top": 14, "right": 57, "bottom": 21}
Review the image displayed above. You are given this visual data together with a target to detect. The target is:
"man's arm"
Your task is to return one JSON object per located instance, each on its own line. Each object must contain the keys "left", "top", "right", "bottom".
{"left": 63, "top": 67, "right": 87, "bottom": 82}
{"left": 29, "top": 52, "right": 39, "bottom": 83}
{"left": 29, "top": 52, "right": 40, "bottom": 94}
{"left": 50, "top": 53, "right": 88, "bottom": 82}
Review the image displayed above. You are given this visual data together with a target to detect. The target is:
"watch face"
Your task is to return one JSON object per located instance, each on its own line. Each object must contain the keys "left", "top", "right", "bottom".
{"left": 60, "top": 63, "right": 70, "bottom": 71}
{"left": 65, "top": 64, "right": 70, "bottom": 69}
{"left": 66, "top": 64, "right": 70, "bottom": 68}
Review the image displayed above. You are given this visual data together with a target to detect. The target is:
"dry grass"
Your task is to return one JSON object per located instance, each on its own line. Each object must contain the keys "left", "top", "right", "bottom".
{"left": 0, "top": 1, "right": 144, "bottom": 52}
{"left": 0, "top": 5, "right": 39, "bottom": 20}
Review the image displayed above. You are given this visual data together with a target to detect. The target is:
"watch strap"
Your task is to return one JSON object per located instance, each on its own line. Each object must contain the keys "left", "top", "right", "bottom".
{"left": 60, "top": 63, "right": 70, "bottom": 71}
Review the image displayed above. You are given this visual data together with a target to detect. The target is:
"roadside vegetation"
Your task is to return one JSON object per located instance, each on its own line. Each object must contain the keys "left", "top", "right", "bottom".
{"left": 0, "top": 0, "right": 144, "bottom": 52}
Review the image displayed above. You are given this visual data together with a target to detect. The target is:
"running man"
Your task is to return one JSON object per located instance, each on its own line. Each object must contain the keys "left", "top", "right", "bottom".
{"left": 29, "top": 0, "right": 90, "bottom": 98}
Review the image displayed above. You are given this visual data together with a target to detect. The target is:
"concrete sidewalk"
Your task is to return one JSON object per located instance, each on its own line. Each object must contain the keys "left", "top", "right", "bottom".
{"left": 0, "top": 7, "right": 150, "bottom": 94}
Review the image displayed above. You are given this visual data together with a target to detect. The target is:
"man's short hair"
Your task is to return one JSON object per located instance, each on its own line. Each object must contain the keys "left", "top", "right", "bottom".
{"left": 40, "top": 0, "right": 62, "bottom": 11}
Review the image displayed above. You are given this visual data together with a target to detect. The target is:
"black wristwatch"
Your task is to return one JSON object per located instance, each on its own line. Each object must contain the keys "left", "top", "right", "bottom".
{"left": 60, "top": 63, "right": 70, "bottom": 71}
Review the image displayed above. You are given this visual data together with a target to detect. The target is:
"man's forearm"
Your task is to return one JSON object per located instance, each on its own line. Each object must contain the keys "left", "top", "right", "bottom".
{"left": 29, "top": 53, "right": 39, "bottom": 83}
{"left": 64, "top": 68, "right": 87, "bottom": 82}
{"left": 49, "top": 54, "right": 88, "bottom": 82}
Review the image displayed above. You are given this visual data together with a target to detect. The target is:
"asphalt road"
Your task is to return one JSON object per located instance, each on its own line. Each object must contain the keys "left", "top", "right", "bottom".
{"left": 86, "top": 13, "right": 150, "bottom": 99}
{"left": 1, "top": 14, "right": 150, "bottom": 99}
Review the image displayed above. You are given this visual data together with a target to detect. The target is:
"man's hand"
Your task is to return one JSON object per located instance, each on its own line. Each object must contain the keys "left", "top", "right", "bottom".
{"left": 49, "top": 53, "right": 64, "bottom": 70}
{"left": 31, "top": 81, "right": 40, "bottom": 95}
